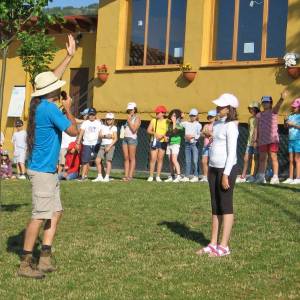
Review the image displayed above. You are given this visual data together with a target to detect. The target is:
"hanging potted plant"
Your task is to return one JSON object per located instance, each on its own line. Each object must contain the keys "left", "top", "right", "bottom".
{"left": 97, "top": 64, "right": 109, "bottom": 82}
{"left": 283, "top": 53, "right": 300, "bottom": 79}
{"left": 180, "top": 63, "right": 197, "bottom": 82}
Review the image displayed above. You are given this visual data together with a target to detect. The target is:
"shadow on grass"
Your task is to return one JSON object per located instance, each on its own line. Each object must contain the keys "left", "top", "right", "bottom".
{"left": 267, "top": 184, "right": 300, "bottom": 193}
{"left": 239, "top": 185, "right": 300, "bottom": 223}
{"left": 1, "top": 203, "right": 28, "bottom": 212}
{"left": 6, "top": 229, "right": 42, "bottom": 258}
{"left": 158, "top": 221, "right": 209, "bottom": 246}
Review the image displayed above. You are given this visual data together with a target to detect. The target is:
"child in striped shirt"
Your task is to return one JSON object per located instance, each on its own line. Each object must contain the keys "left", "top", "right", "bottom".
{"left": 254, "top": 90, "right": 288, "bottom": 184}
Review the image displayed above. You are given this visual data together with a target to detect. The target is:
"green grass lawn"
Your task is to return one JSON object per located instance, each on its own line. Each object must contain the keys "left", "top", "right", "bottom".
{"left": 0, "top": 175, "right": 299, "bottom": 300}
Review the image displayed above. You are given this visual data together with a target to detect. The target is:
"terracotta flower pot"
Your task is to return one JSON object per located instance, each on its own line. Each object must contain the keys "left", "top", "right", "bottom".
{"left": 182, "top": 71, "right": 197, "bottom": 82}
{"left": 97, "top": 72, "right": 109, "bottom": 82}
{"left": 287, "top": 67, "right": 300, "bottom": 79}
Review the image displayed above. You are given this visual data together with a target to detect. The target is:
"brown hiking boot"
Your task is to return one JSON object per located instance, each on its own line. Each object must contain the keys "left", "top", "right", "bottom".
{"left": 17, "top": 254, "right": 45, "bottom": 279}
{"left": 37, "top": 250, "right": 57, "bottom": 273}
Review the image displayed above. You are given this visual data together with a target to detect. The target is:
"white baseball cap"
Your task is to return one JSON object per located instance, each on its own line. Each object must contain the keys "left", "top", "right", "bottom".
{"left": 207, "top": 109, "right": 217, "bottom": 117}
{"left": 127, "top": 102, "right": 137, "bottom": 110}
{"left": 105, "top": 112, "right": 115, "bottom": 119}
{"left": 212, "top": 93, "right": 239, "bottom": 108}
{"left": 189, "top": 108, "right": 198, "bottom": 116}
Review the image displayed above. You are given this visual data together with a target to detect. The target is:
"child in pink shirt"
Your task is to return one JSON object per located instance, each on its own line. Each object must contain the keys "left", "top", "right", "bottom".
{"left": 254, "top": 90, "right": 288, "bottom": 184}
{"left": 200, "top": 109, "right": 217, "bottom": 182}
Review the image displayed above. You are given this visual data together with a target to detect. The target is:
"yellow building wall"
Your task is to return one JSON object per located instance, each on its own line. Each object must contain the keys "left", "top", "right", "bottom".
{"left": 93, "top": 0, "right": 300, "bottom": 122}
{"left": 0, "top": 32, "right": 96, "bottom": 154}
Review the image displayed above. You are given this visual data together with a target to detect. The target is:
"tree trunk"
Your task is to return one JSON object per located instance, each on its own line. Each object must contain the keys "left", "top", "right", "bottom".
{"left": 0, "top": 46, "right": 8, "bottom": 131}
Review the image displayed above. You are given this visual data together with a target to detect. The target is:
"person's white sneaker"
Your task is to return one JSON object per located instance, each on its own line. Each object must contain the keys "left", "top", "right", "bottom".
{"left": 164, "top": 176, "right": 173, "bottom": 182}
{"left": 246, "top": 175, "right": 256, "bottom": 183}
{"left": 173, "top": 175, "right": 181, "bottom": 183}
{"left": 155, "top": 176, "right": 162, "bottom": 182}
{"left": 92, "top": 175, "right": 103, "bottom": 182}
{"left": 236, "top": 176, "right": 246, "bottom": 183}
{"left": 180, "top": 176, "right": 190, "bottom": 182}
{"left": 270, "top": 176, "right": 280, "bottom": 185}
{"left": 291, "top": 178, "right": 300, "bottom": 185}
{"left": 282, "top": 178, "right": 294, "bottom": 184}
{"left": 255, "top": 175, "right": 266, "bottom": 184}
{"left": 147, "top": 176, "right": 154, "bottom": 182}
{"left": 102, "top": 176, "right": 110, "bottom": 182}
{"left": 18, "top": 175, "right": 26, "bottom": 180}
{"left": 199, "top": 176, "right": 208, "bottom": 183}
{"left": 189, "top": 176, "right": 199, "bottom": 183}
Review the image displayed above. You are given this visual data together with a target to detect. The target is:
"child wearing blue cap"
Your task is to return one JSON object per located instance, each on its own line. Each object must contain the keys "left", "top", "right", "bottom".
{"left": 181, "top": 108, "right": 202, "bottom": 182}
{"left": 200, "top": 109, "right": 217, "bottom": 182}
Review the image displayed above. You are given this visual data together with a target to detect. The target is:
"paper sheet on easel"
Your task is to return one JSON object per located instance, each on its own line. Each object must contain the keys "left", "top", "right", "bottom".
{"left": 7, "top": 86, "right": 26, "bottom": 117}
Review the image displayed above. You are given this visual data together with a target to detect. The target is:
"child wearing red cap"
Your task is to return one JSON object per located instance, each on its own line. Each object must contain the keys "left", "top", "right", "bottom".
{"left": 58, "top": 141, "right": 81, "bottom": 180}
{"left": 283, "top": 98, "right": 300, "bottom": 184}
{"left": 147, "top": 105, "right": 168, "bottom": 182}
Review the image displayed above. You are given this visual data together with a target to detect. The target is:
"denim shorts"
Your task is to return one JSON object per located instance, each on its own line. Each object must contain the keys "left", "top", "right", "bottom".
{"left": 246, "top": 145, "right": 257, "bottom": 155}
{"left": 289, "top": 140, "right": 300, "bottom": 153}
{"left": 202, "top": 146, "right": 210, "bottom": 157}
{"left": 150, "top": 140, "right": 167, "bottom": 150}
{"left": 122, "top": 137, "right": 138, "bottom": 146}
{"left": 81, "top": 144, "right": 100, "bottom": 164}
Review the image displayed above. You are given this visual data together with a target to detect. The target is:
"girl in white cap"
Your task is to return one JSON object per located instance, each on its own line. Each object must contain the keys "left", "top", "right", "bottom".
{"left": 93, "top": 113, "right": 118, "bottom": 182}
{"left": 122, "top": 102, "right": 141, "bottom": 181}
{"left": 196, "top": 93, "right": 239, "bottom": 257}
{"left": 236, "top": 101, "right": 260, "bottom": 183}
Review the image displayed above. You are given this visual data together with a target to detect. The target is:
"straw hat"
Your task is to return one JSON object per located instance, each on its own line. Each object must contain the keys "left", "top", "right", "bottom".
{"left": 31, "top": 71, "right": 66, "bottom": 97}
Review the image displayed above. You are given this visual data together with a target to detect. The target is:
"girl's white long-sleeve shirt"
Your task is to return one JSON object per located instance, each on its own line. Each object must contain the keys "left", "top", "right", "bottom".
{"left": 209, "top": 118, "right": 239, "bottom": 175}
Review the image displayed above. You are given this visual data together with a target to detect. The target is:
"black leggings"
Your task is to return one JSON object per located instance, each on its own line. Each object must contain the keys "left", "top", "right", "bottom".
{"left": 208, "top": 165, "right": 238, "bottom": 215}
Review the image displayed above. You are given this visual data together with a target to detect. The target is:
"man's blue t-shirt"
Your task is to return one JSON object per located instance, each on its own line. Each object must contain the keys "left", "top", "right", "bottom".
{"left": 27, "top": 99, "right": 71, "bottom": 173}
{"left": 288, "top": 114, "right": 300, "bottom": 140}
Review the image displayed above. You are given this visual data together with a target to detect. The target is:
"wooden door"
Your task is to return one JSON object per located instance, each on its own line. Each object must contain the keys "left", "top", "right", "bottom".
{"left": 69, "top": 68, "right": 89, "bottom": 117}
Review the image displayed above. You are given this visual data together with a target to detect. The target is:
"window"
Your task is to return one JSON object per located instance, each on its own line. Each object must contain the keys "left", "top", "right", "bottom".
{"left": 128, "top": 0, "right": 187, "bottom": 66}
{"left": 212, "top": 0, "right": 288, "bottom": 64}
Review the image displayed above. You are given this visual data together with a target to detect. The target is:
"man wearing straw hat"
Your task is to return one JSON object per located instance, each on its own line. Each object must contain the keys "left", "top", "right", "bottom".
{"left": 18, "top": 35, "right": 79, "bottom": 279}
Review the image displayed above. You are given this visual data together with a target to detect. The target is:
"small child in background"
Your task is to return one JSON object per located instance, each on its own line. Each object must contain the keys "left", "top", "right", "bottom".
{"left": 12, "top": 119, "right": 27, "bottom": 179}
{"left": 200, "top": 109, "right": 217, "bottom": 182}
{"left": 164, "top": 109, "right": 184, "bottom": 183}
{"left": 58, "top": 141, "right": 81, "bottom": 180}
{"left": 181, "top": 108, "right": 202, "bottom": 182}
{"left": 93, "top": 113, "right": 118, "bottom": 182}
{"left": 254, "top": 90, "right": 288, "bottom": 184}
{"left": 236, "top": 101, "right": 260, "bottom": 183}
{"left": 0, "top": 150, "right": 14, "bottom": 179}
{"left": 282, "top": 98, "right": 300, "bottom": 185}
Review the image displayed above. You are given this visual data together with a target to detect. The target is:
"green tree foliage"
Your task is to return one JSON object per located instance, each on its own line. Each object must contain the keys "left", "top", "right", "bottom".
{"left": 17, "top": 32, "right": 58, "bottom": 87}
{"left": 0, "top": 0, "right": 62, "bottom": 50}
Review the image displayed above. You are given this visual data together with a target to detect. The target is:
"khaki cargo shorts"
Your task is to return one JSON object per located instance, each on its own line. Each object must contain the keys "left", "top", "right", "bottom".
{"left": 97, "top": 145, "right": 115, "bottom": 161}
{"left": 27, "top": 169, "right": 63, "bottom": 220}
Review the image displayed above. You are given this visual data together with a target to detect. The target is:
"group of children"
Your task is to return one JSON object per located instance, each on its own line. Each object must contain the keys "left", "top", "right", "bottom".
{"left": 236, "top": 93, "right": 300, "bottom": 185}
{"left": 1, "top": 93, "right": 300, "bottom": 184}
